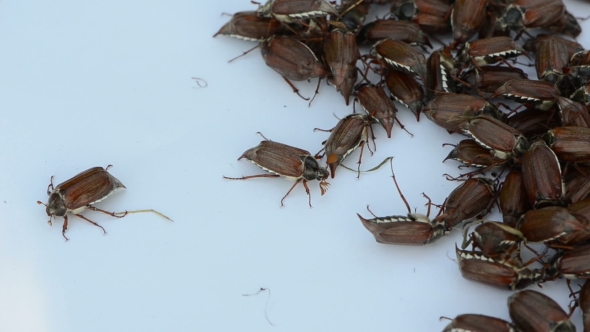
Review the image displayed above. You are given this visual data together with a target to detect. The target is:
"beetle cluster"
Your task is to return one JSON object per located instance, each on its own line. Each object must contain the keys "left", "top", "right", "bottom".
{"left": 215, "top": 0, "right": 590, "bottom": 329}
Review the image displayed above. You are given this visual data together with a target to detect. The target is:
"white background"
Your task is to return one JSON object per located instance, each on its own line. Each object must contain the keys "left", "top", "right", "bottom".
{"left": 0, "top": 1, "right": 589, "bottom": 331}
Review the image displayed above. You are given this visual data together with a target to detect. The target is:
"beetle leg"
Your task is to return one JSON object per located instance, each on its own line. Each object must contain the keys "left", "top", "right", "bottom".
{"left": 356, "top": 141, "right": 366, "bottom": 178}
{"left": 74, "top": 213, "right": 107, "bottom": 235}
{"left": 280, "top": 178, "right": 305, "bottom": 207}
{"left": 223, "top": 174, "right": 281, "bottom": 180}
{"left": 395, "top": 117, "right": 413, "bottom": 137}
{"left": 308, "top": 77, "right": 322, "bottom": 107}
{"left": 282, "top": 76, "right": 310, "bottom": 101}
{"left": 228, "top": 44, "right": 260, "bottom": 63}
{"left": 86, "top": 205, "right": 127, "bottom": 219}
{"left": 62, "top": 215, "right": 69, "bottom": 241}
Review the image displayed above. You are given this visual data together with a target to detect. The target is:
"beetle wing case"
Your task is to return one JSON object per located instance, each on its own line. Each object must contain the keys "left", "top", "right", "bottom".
{"left": 239, "top": 140, "right": 309, "bottom": 179}
{"left": 55, "top": 167, "right": 126, "bottom": 211}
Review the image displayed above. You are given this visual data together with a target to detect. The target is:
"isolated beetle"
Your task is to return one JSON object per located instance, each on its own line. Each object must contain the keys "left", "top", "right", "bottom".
{"left": 37, "top": 166, "right": 172, "bottom": 240}
{"left": 224, "top": 138, "right": 330, "bottom": 207}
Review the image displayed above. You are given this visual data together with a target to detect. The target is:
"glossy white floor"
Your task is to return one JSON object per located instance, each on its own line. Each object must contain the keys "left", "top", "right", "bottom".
{"left": 0, "top": 1, "right": 589, "bottom": 331}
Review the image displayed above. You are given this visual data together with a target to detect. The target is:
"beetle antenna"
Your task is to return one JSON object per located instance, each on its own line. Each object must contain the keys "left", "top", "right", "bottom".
{"left": 389, "top": 159, "right": 412, "bottom": 214}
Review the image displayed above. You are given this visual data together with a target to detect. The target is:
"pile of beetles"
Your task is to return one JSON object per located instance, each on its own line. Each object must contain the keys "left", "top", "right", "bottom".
{"left": 216, "top": 0, "right": 590, "bottom": 330}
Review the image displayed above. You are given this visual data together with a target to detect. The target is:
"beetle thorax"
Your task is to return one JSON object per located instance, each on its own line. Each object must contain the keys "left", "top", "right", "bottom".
{"left": 46, "top": 191, "right": 67, "bottom": 217}
{"left": 301, "top": 156, "right": 328, "bottom": 181}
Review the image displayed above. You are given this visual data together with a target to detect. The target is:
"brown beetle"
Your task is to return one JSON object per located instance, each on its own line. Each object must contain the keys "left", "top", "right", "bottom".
{"left": 495, "top": 0, "right": 565, "bottom": 32}
{"left": 508, "top": 290, "right": 575, "bottom": 332}
{"left": 384, "top": 69, "right": 425, "bottom": 121}
{"left": 499, "top": 170, "right": 531, "bottom": 228}
{"left": 373, "top": 38, "right": 427, "bottom": 81}
{"left": 493, "top": 79, "right": 560, "bottom": 111}
{"left": 521, "top": 139, "right": 564, "bottom": 208}
{"left": 356, "top": 84, "right": 401, "bottom": 138}
{"left": 358, "top": 163, "right": 448, "bottom": 245}
{"left": 214, "top": 11, "right": 283, "bottom": 42}
{"left": 461, "top": 115, "right": 529, "bottom": 160}
{"left": 450, "top": 0, "right": 488, "bottom": 45}
{"left": 261, "top": 36, "right": 330, "bottom": 100}
{"left": 357, "top": 20, "right": 432, "bottom": 48}
{"left": 461, "top": 66, "right": 528, "bottom": 97}
{"left": 456, "top": 245, "right": 543, "bottom": 290}
{"left": 535, "top": 37, "right": 569, "bottom": 85}
{"left": 426, "top": 47, "right": 456, "bottom": 97}
{"left": 557, "top": 97, "right": 590, "bottom": 128}
{"left": 434, "top": 177, "right": 496, "bottom": 229}
{"left": 423, "top": 94, "right": 500, "bottom": 133}
{"left": 324, "top": 28, "right": 360, "bottom": 105}
{"left": 546, "top": 244, "right": 590, "bottom": 280}
{"left": 506, "top": 107, "right": 560, "bottom": 140}
{"left": 391, "top": 0, "right": 452, "bottom": 33}
{"left": 457, "top": 36, "right": 529, "bottom": 70}
{"left": 318, "top": 113, "right": 374, "bottom": 178}
{"left": 444, "top": 139, "right": 507, "bottom": 170}
{"left": 224, "top": 139, "right": 330, "bottom": 207}
{"left": 37, "top": 166, "right": 172, "bottom": 240}
{"left": 441, "top": 314, "right": 517, "bottom": 332}
{"left": 518, "top": 206, "right": 588, "bottom": 245}
{"left": 462, "top": 221, "right": 524, "bottom": 261}
{"left": 563, "top": 165, "right": 590, "bottom": 204}
{"left": 257, "top": 0, "right": 338, "bottom": 22}
{"left": 544, "top": 126, "right": 590, "bottom": 163}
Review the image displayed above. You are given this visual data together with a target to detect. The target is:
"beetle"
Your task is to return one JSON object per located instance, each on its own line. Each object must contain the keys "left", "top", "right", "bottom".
{"left": 462, "top": 221, "right": 524, "bottom": 261}
{"left": 444, "top": 139, "right": 508, "bottom": 170}
{"left": 518, "top": 206, "right": 588, "bottom": 245}
{"left": 384, "top": 69, "right": 425, "bottom": 121}
{"left": 450, "top": 0, "right": 488, "bottom": 46}
{"left": 426, "top": 47, "right": 456, "bottom": 97}
{"left": 521, "top": 139, "right": 564, "bottom": 208}
{"left": 456, "top": 36, "right": 529, "bottom": 72}
{"left": 492, "top": 79, "right": 560, "bottom": 111}
{"left": 224, "top": 138, "right": 330, "bottom": 207}
{"left": 357, "top": 162, "right": 448, "bottom": 245}
{"left": 461, "top": 66, "right": 528, "bottom": 98}
{"left": 324, "top": 28, "right": 360, "bottom": 105}
{"left": 261, "top": 36, "right": 330, "bottom": 100}
{"left": 317, "top": 113, "right": 375, "bottom": 178}
{"left": 508, "top": 290, "right": 576, "bottom": 332}
{"left": 535, "top": 37, "right": 569, "bottom": 86}
{"left": 372, "top": 38, "right": 427, "bottom": 81}
{"left": 257, "top": 0, "right": 338, "bottom": 22}
{"left": 37, "top": 166, "right": 172, "bottom": 240}
{"left": 423, "top": 94, "right": 501, "bottom": 133}
{"left": 557, "top": 97, "right": 590, "bottom": 128}
{"left": 546, "top": 245, "right": 590, "bottom": 279}
{"left": 544, "top": 126, "right": 590, "bottom": 163}
{"left": 356, "top": 83, "right": 405, "bottom": 138}
{"left": 494, "top": 0, "right": 565, "bottom": 33}
{"left": 357, "top": 20, "right": 432, "bottom": 48}
{"left": 461, "top": 115, "right": 529, "bottom": 160}
{"left": 499, "top": 170, "right": 531, "bottom": 228}
{"left": 213, "top": 11, "right": 283, "bottom": 42}
{"left": 434, "top": 177, "right": 496, "bottom": 229}
{"left": 563, "top": 165, "right": 590, "bottom": 204}
{"left": 506, "top": 107, "right": 560, "bottom": 140}
{"left": 441, "top": 314, "right": 517, "bottom": 332}
{"left": 455, "top": 245, "right": 543, "bottom": 290}
{"left": 391, "top": 0, "right": 452, "bottom": 33}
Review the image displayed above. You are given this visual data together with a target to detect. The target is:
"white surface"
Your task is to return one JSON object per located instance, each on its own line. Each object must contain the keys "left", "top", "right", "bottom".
{"left": 0, "top": 1, "right": 589, "bottom": 331}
